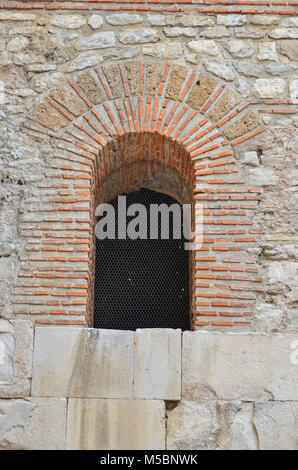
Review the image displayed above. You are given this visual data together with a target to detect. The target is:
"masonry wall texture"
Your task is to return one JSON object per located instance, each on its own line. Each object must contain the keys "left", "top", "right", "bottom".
{"left": 0, "top": 0, "right": 297, "bottom": 450}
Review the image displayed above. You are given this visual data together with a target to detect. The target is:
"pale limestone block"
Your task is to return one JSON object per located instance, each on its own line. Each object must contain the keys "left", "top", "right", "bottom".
{"left": 167, "top": 401, "right": 257, "bottom": 450}
{"left": 253, "top": 78, "right": 286, "bottom": 98}
{"left": 254, "top": 401, "right": 298, "bottom": 450}
{"left": 0, "top": 320, "right": 33, "bottom": 398}
{"left": 134, "top": 329, "right": 181, "bottom": 400}
{"left": 66, "top": 399, "right": 165, "bottom": 450}
{"left": 182, "top": 331, "right": 298, "bottom": 401}
{"left": 0, "top": 398, "right": 67, "bottom": 450}
{"left": 76, "top": 31, "right": 115, "bottom": 50}
{"left": 32, "top": 327, "right": 134, "bottom": 398}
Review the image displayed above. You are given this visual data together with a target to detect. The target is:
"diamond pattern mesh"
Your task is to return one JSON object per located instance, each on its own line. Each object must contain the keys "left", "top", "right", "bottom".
{"left": 94, "top": 188, "right": 190, "bottom": 330}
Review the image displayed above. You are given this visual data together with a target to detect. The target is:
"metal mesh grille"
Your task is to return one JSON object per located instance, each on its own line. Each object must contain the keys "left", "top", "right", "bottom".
{"left": 94, "top": 188, "right": 190, "bottom": 330}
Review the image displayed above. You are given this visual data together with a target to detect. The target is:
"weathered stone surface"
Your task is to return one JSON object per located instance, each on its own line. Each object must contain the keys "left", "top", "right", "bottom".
{"left": 66, "top": 399, "right": 165, "bottom": 450}
{"left": 0, "top": 12, "right": 36, "bottom": 21}
{"left": 224, "top": 39, "right": 254, "bottom": 58}
{"left": 269, "top": 28, "right": 298, "bottom": 39}
{"left": 265, "top": 63, "right": 297, "bottom": 76}
{"left": 167, "top": 401, "right": 257, "bottom": 450}
{"left": 76, "top": 31, "right": 116, "bottom": 50}
{"left": 104, "top": 46, "right": 139, "bottom": 60}
{"left": 147, "top": 13, "right": 167, "bottom": 26}
{"left": 102, "top": 64, "right": 123, "bottom": 98}
{"left": 254, "top": 304, "right": 283, "bottom": 332}
{"left": 119, "top": 29, "right": 158, "bottom": 44}
{"left": 77, "top": 71, "right": 105, "bottom": 104}
{"left": 235, "top": 27, "right": 265, "bottom": 39}
{"left": 134, "top": 329, "right": 181, "bottom": 400}
{"left": 31, "top": 327, "right": 134, "bottom": 398}
{"left": 279, "top": 40, "right": 298, "bottom": 60}
{"left": 187, "top": 39, "right": 219, "bottom": 56}
{"left": 163, "top": 27, "right": 196, "bottom": 38}
{"left": 289, "top": 78, "right": 298, "bottom": 104}
{"left": 146, "top": 61, "right": 164, "bottom": 95}
{"left": 187, "top": 73, "right": 218, "bottom": 110}
{"left": 50, "top": 15, "right": 86, "bottom": 30}
{"left": 250, "top": 15, "right": 280, "bottom": 26}
{"left": 241, "top": 150, "right": 259, "bottom": 167}
{"left": 254, "top": 402, "right": 298, "bottom": 450}
{"left": 66, "top": 51, "right": 104, "bottom": 72}
{"left": 50, "top": 85, "right": 85, "bottom": 116}
{"left": 253, "top": 78, "right": 286, "bottom": 98}
{"left": 204, "top": 60, "right": 235, "bottom": 81}
{"left": 267, "top": 262, "right": 297, "bottom": 287}
{"left": 0, "top": 398, "right": 67, "bottom": 450}
{"left": 178, "top": 15, "right": 215, "bottom": 27}
{"left": 88, "top": 15, "right": 103, "bottom": 30}
{"left": 217, "top": 14, "right": 247, "bottom": 26}
{"left": 35, "top": 103, "right": 67, "bottom": 131}
{"left": 248, "top": 167, "right": 278, "bottom": 186}
{"left": 143, "top": 42, "right": 183, "bottom": 60}
{"left": 106, "top": 14, "right": 143, "bottom": 26}
{"left": 234, "top": 61, "right": 263, "bottom": 78}
{"left": 257, "top": 42, "right": 279, "bottom": 62}
{"left": 165, "top": 64, "right": 188, "bottom": 101}
{"left": 124, "top": 61, "right": 139, "bottom": 95}
{"left": 208, "top": 89, "right": 241, "bottom": 123}
{"left": 0, "top": 320, "right": 14, "bottom": 386}
{"left": 182, "top": 331, "right": 298, "bottom": 401}
{"left": 201, "top": 26, "right": 230, "bottom": 38}
{"left": 6, "top": 37, "right": 29, "bottom": 53}
{"left": 223, "top": 111, "right": 259, "bottom": 141}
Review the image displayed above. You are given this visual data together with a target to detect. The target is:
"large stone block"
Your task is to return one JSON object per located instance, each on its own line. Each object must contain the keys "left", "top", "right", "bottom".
{"left": 0, "top": 398, "right": 66, "bottom": 450}
{"left": 134, "top": 329, "right": 181, "bottom": 400}
{"left": 254, "top": 401, "right": 298, "bottom": 450}
{"left": 32, "top": 327, "right": 134, "bottom": 398}
{"left": 66, "top": 399, "right": 165, "bottom": 450}
{"left": 0, "top": 320, "right": 33, "bottom": 398}
{"left": 182, "top": 331, "right": 298, "bottom": 401}
{"left": 167, "top": 401, "right": 257, "bottom": 450}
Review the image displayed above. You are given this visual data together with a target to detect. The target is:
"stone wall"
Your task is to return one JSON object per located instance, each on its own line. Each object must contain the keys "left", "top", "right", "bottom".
{"left": 0, "top": 5, "right": 297, "bottom": 330}
{"left": 0, "top": 0, "right": 297, "bottom": 451}
{"left": 0, "top": 325, "right": 297, "bottom": 449}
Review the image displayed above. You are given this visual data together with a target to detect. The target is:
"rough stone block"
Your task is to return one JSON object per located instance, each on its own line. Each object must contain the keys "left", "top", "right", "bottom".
{"left": 247, "top": 167, "right": 278, "bottom": 186}
{"left": 119, "top": 29, "right": 158, "bottom": 44}
{"left": 187, "top": 39, "right": 220, "bottom": 56}
{"left": 253, "top": 78, "right": 286, "bottom": 99}
{"left": 0, "top": 320, "right": 33, "bottom": 398}
{"left": 35, "top": 103, "right": 67, "bottom": 131}
{"left": 134, "top": 329, "right": 181, "bottom": 400}
{"left": 77, "top": 71, "right": 105, "bottom": 104}
{"left": 76, "top": 31, "right": 115, "bottom": 50}
{"left": 187, "top": 73, "right": 218, "bottom": 111}
{"left": 167, "top": 401, "right": 257, "bottom": 450}
{"left": 66, "top": 399, "right": 165, "bottom": 450}
{"left": 106, "top": 14, "right": 143, "bottom": 26}
{"left": 223, "top": 111, "right": 259, "bottom": 140}
{"left": 0, "top": 398, "right": 67, "bottom": 450}
{"left": 208, "top": 90, "right": 241, "bottom": 122}
{"left": 31, "top": 327, "right": 134, "bottom": 398}
{"left": 124, "top": 61, "right": 139, "bottom": 95}
{"left": 279, "top": 40, "right": 298, "bottom": 60}
{"left": 182, "top": 331, "right": 298, "bottom": 401}
{"left": 50, "top": 85, "right": 85, "bottom": 116}
{"left": 102, "top": 64, "right": 123, "bottom": 98}
{"left": 146, "top": 61, "right": 164, "bottom": 95}
{"left": 165, "top": 64, "right": 188, "bottom": 101}
{"left": 254, "top": 401, "right": 298, "bottom": 450}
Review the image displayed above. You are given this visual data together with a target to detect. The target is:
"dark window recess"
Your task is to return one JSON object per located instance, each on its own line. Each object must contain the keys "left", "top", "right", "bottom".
{"left": 94, "top": 188, "right": 190, "bottom": 330}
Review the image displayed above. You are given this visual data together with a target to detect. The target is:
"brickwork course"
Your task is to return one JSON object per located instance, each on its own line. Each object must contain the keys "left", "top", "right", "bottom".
{"left": 0, "top": 0, "right": 297, "bottom": 450}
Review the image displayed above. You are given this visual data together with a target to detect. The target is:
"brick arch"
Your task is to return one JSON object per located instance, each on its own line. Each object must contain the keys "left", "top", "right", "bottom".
{"left": 20, "top": 60, "right": 263, "bottom": 329}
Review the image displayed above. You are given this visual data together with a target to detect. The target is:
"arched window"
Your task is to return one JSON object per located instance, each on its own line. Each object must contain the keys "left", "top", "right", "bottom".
{"left": 94, "top": 188, "right": 190, "bottom": 330}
